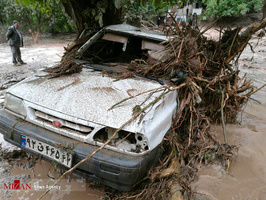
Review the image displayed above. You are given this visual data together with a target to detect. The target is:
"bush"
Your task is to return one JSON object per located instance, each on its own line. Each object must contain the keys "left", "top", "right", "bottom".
{"left": 205, "top": 0, "right": 264, "bottom": 18}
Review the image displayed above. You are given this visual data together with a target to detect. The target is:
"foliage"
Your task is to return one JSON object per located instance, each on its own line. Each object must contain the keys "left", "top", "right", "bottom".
{"left": 3, "top": 0, "right": 45, "bottom": 32}
{"left": 81, "top": 0, "right": 111, "bottom": 28}
{"left": 16, "top": 0, "right": 55, "bottom": 15}
{"left": 16, "top": 0, "right": 128, "bottom": 31}
{"left": 46, "top": 3, "right": 75, "bottom": 33}
{"left": 124, "top": 0, "right": 167, "bottom": 26}
{"left": 205, "top": 0, "right": 264, "bottom": 17}
{"left": 0, "top": 0, "right": 9, "bottom": 23}
{"left": 1, "top": 0, "right": 74, "bottom": 43}
{"left": 13, "top": 0, "right": 206, "bottom": 34}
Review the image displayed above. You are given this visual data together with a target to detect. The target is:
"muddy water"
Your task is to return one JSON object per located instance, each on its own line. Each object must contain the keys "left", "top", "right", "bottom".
{"left": 1, "top": 159, "right": 104, "bottom": 200}
{"left": 192, "top": 34, "right": 266, "bottom": 199}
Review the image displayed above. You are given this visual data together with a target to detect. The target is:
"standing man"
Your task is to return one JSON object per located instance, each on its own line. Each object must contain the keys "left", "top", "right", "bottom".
{"left": 6, "top": 20, "right": 27, "bottom": 66}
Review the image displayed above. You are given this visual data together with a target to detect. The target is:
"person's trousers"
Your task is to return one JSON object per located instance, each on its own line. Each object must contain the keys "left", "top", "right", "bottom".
{"left": 10, "top": 46, "right": 23, "bottom": 64}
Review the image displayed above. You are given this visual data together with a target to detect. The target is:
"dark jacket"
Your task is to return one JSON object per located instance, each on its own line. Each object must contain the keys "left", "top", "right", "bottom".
{"left": 6, "top": 25, "right": 23, "bottom": 47}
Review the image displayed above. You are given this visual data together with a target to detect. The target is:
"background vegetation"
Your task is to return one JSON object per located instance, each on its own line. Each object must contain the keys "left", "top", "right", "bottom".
{"left": 205, "top": 0, "right": 264, "bottom": 17}
{"left": 0, "top": 0, "right": 75, "bottom": 43}
{"left": 0, "top": 0, "right": 265, "bottom": 44}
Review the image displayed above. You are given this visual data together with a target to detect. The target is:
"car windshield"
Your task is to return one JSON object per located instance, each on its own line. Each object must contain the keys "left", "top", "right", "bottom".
{"left": 80, "top": 32, "right": 165, "bottom": 65}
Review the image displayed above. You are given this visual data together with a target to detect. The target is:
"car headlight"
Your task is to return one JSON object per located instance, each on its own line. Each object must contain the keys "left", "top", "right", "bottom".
{"left": 4, "top": 93, "right": 27, "bottom": 117}
{"left": 93, "top": 127, "right": 149, "bottom": 153}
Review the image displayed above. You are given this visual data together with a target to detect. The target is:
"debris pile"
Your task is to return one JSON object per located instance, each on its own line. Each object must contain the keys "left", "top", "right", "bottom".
{"left": 119, "top": 18, "right": 266, "bottom": 199}
{"left": 43, "top": 17, "right": 266, "bottom": 199}
{"left": 44, "top": 49, "right": 82, "bottom": 78}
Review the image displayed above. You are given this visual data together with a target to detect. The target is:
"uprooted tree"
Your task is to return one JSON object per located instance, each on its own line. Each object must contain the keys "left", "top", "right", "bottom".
{"left": 119, "top": 18, "right": 266, "bottom": 199}
{"left": 39, "top": 17, "right": 266, "bottom": 200}
{"left": 106, "top": 18, "right": 265, "bottom": 199}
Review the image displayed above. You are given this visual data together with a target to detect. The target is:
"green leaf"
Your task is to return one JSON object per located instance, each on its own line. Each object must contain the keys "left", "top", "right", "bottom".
{"left": 99, "top": 13, "right": 103, "bottom": 27}
{"left": 153, "top": 0, "right": 162, "bottom": 7}
{"left": 114, "top": 0, "right": 123, "bottom": 9}
{"left": 92, "top": 9, "right": 96, "bottom": 16}
{"left": 22, "top": 0, "right": 30, "bottom": 7}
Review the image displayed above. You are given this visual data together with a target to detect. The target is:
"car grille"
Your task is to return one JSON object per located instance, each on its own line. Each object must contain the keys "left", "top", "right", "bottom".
{"left": 32, "top": 109, "right": 93, "bottom": 136}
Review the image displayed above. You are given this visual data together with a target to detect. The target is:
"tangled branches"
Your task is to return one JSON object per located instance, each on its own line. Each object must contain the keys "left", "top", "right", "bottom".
{"left": 115, "top": 19, "right": 266, "bottom": 199}
{"left": 44, "top": 49, "right": 82, "bottom": 78}
{"left": 41, "top": 17, "right": 266, "bottom": 199}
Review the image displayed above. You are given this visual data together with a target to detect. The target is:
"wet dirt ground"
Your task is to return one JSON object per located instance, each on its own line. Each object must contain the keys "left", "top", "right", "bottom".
{"left": 0, "top": 25, "right": 265, "bottom": 199}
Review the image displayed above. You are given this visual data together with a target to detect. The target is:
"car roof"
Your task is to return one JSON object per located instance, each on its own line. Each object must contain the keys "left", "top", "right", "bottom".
{"left": 77, "top": 24, "right": 169, "bottom": 56}
{"left": 104, "top": 24, "right": 169, "bottom": 42}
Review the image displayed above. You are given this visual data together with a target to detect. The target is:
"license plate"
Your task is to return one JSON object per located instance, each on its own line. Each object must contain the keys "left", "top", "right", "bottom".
{"left": 21, "top": 135, "right": 72, "bottom": 168}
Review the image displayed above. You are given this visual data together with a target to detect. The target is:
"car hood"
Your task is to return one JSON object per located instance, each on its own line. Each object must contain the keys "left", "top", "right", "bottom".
{"left": 8, "top": 68, "right": 173, "bottom": 128}
{"left": 7, "top": 68, "right": 178, "bottom": 150}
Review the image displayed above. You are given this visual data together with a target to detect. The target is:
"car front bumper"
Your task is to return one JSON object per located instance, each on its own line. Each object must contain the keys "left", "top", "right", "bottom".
{"left": 0, "top": 109, "right": 160, "bottom": 191}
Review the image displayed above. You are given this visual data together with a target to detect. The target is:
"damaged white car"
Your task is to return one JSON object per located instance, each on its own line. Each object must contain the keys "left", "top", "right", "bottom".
{"left": 0, "top": 24, "right": 178, "bottom": 191}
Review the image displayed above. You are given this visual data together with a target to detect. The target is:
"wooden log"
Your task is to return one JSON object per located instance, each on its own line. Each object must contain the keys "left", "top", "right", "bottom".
{"left": 226, "top": 19, "right": 266, "bottom": 64}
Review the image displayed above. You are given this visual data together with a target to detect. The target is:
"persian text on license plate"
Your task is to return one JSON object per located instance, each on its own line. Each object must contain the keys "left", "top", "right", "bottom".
{"left": 20, "top": 135, "right": 72, "bottom": 168}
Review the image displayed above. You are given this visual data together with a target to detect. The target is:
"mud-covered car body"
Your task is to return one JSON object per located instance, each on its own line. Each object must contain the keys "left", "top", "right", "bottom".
{"left": 0, "top": 24, "right": 178, "bottom": 191}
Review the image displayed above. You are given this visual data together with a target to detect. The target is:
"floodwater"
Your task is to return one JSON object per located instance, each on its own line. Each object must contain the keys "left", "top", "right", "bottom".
{"left": 192, "top": 32, "right": 266, "bottom": 199}
{"left": 0, "top": 157, "right": 104, "bottom": 200}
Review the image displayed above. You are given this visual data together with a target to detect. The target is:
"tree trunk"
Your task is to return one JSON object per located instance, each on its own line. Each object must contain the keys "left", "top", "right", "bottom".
{"left": 263, "top": 0, "right": 266, "bottom": 19}
{"left": 226, "top": 18, "right": 266, "bottom": 64}
{"left": 61, "top": 0, "right": 123, "bottom": 51}
{"left": 102, "top": 2, "right": 123, "bottom": 27}
{"left": 62, "top": 0, "right": 123, "bottom": 35}
{"left": 62, "top": 0, "right": 85, "bottom": 34}
{"left": 34, "top": 28, "right": 41, "bottom": 43}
